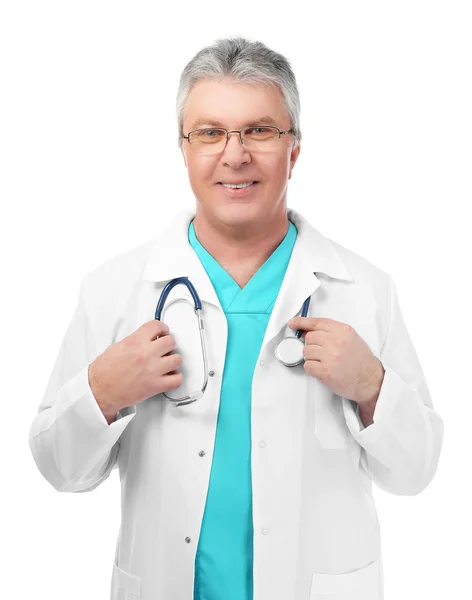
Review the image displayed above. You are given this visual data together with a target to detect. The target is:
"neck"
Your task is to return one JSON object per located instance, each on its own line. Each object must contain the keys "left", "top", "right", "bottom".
{"left": 192, "top": 208, "right": 290, "bottom": 269}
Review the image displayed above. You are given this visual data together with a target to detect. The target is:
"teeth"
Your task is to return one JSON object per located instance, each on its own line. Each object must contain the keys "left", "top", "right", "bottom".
{"left": 222, "top": 181, "right": 254, "bottom": 189}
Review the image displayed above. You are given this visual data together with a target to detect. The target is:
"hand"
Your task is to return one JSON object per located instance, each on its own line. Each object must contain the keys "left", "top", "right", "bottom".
{"left": 288, "top": 316, "right": 385, "bottom": 407}
{"left": 88, "top": 320, "right": 184, "bottom": 420}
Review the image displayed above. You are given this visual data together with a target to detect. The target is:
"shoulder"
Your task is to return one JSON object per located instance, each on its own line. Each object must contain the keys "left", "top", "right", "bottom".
{"left": 324, "top": 233, "right": 391, "bottom": 285}
{"left": 80, "top": 236, "right": 156, "bottom": 322}
{"left": 326, "top": 235, "right": 394, "bottom": 316}
{"left": 84, "top": 236, "right": 154, "bottom": 289}
{"left": 322, "top": 236, "right": 397, "bottom": 352}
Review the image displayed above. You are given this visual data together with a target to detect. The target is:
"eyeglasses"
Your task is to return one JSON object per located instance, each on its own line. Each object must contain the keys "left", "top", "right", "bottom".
{"left": 182, "top": 126, "right": 293, "bottom": 155}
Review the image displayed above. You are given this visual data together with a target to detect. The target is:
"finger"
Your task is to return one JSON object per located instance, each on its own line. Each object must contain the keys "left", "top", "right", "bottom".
{"left": 288, "top": 317, "right": 330, "bottom": 332}
{"left": 156, "top": 334, "right": 178, "bottom": 357}
{"left": 302, "top": 344, "right": 323, "bottom": 361}
{"left": 141, "top": 319, "right": 170, "bottom": 340}
{"left": 303, "top": 358, "right": 324, "bottom": 380}
{"left": 305, "top": 330, "right": 328, "bottom": 345}
{"left": 160, "top": 354, "right": 182, "bottom": 375}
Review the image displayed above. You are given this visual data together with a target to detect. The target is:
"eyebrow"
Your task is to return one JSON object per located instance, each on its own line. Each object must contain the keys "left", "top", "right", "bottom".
{"left": 189, "top": 115, "right": 278, "bottom": 130}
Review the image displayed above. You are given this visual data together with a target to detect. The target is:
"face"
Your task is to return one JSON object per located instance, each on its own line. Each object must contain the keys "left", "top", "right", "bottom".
{"left": 180, "top": 78, "right": 301, "bottom": 230}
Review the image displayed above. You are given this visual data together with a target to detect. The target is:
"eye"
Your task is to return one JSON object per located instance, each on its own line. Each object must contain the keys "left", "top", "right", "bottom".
{"left": 202, "top": 128, "right": 223, "bottom": 137}
{"left": 246, "top": 127, "right": 267, "bottom": 134}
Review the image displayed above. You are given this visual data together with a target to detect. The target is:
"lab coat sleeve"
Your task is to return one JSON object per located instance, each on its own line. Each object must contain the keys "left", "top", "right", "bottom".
{"left": 343, "top": 275, "right": 444, "bottom": 496}
{"left": 28, "top": 276, "right": 136, "bottom": 493}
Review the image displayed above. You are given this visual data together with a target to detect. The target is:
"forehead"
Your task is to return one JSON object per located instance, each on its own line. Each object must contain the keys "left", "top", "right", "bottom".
{"left": 184, "top": 79, "right": 288, "bottom": 129}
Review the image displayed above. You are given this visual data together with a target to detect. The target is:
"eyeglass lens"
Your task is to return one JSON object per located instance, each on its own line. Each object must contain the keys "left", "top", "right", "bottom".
{"left": 188, "top": 127, "right": 283, "bottom": 154}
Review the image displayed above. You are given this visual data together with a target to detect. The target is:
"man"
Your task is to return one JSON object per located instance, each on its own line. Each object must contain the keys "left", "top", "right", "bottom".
{"left": 29, "top": 37, "right": 444, "bottom": 600}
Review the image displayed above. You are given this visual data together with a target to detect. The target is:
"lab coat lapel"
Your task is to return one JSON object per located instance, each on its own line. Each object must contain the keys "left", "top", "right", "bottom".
{"left": 141, "top": 209, "right": 222, "bottom": 311}
{"left": 262, "top": 207, "right": 354, "bottom": 353}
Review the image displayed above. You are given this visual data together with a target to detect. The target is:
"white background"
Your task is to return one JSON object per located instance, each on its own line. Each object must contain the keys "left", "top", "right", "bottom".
{"left": 2, "top": 1, "right": 470, "bottom": 598}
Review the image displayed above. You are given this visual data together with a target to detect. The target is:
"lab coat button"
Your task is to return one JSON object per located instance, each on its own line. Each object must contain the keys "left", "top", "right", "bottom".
{"left": 199, "top": 450, "right": 205, "bottom": 457}
{"left": 185, "top": 537, "right": 191, "bottom": 543}
{"left": 261, "top": 528, "right": 268, "bottom": 535}
{"left": 260, "top": 360, "right": 265, "bottom": 366}
{"left": 209, "top": 370, "right": 215, "bottom": 377}
{"left": 259, "top": 441, "right": 266, "bottom": 448}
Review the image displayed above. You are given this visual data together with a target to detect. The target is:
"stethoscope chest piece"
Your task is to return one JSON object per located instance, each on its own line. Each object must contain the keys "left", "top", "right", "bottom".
{"left": 274, "top": 335, "right": 305, "bottom": 367}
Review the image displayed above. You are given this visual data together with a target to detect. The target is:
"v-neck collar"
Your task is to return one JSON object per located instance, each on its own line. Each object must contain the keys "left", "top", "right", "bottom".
{"left": 188, "top": 219, "right": 298, "bottom": 314}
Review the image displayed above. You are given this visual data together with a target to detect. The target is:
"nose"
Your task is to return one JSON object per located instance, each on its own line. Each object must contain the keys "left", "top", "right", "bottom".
{"left": 219, "top": 130, "right": 251, "bottom": 167}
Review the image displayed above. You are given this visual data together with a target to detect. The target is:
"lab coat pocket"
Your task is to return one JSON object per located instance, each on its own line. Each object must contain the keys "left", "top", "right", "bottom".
{"left": 112, "top": 560, "right": 141, "bottom": 598}
{"left": 312, "top": 379, "right": 363, "bottom": 470}
{"left": 313, "top": 379, "right": 351, "bottom": 449}
{"left": 309, "top": 558, "right": 383, "bottom": 600}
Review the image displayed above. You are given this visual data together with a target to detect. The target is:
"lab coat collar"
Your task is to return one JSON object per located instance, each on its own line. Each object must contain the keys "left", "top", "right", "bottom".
{"left": 142, "top": 206, "right": 353, "bottom": 349}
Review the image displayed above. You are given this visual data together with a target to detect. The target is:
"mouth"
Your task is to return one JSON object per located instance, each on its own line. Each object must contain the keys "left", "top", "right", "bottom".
{"left": 217, "top": 181, "right": 259, "bottom": 187}
{"left": 216, "top": 181, "right": 259, "bottom": 198}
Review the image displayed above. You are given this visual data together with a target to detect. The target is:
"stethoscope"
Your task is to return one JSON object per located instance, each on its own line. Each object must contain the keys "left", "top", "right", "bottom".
{"left": 155, "top": 277, "right": 310, "bottom": 407}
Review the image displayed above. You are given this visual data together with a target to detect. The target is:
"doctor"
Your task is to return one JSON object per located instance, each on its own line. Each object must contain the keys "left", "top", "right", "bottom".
{"left": 29, "top": 37, "right": 444, "bottom": 600}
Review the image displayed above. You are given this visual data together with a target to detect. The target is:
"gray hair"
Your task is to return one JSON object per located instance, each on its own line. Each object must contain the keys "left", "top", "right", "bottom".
{"left": 176, "top": 36, "right": 302, "bottom": 150}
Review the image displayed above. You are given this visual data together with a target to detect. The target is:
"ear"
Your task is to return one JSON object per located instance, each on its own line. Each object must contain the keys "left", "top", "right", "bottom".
{"left": 288, "top": 143, "right": 301, "bottom": 179}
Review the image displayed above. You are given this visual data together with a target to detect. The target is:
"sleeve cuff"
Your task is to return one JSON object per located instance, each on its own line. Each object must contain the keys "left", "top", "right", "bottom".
{"left": 344, "top": 359, "right": 403, "bottom": 438}
{"left": 46, "top": 364, "right": 136, "bottom": 485}
{"left": 343, "top": 359, "right": 433, "bottom": 472}
{"left": 57, "top": 363, "right": 136, "bottom": 431}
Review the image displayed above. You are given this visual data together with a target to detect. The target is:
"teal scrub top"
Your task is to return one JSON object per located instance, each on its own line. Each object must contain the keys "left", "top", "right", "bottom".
{"left": 188, "top": 217, "right": 298, "bottom": 600}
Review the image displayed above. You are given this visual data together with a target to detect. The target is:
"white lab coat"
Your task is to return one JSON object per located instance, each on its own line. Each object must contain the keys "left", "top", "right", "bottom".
{"left": 29, "top": 207, "right": 444, "bottom": 600}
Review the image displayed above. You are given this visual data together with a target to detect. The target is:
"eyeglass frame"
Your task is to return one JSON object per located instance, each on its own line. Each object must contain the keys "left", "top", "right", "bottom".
{"left": 182, "top": 125, "right": 294, "bottom": 153}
